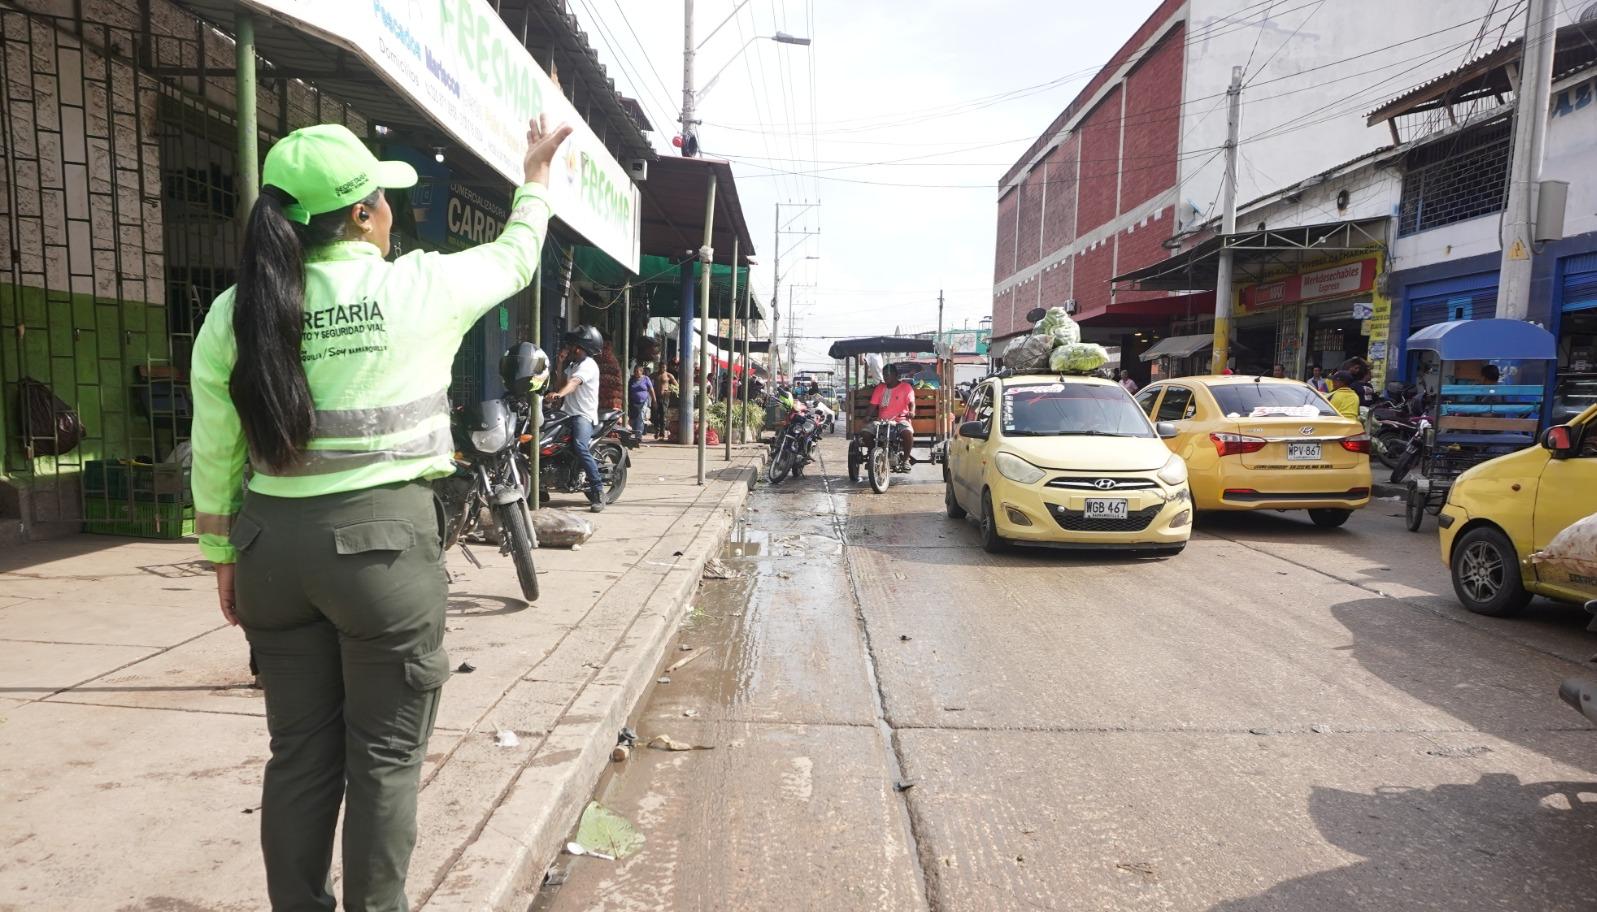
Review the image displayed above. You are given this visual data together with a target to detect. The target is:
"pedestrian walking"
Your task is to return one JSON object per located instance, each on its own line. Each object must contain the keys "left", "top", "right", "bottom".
{"left": 654, "top": 360, "right": 678, "bottom": 440}
{"left": 1117, "top": 369, "right": 1139, "bottom": 394}
{"left": 1327, "top": 370, "right": 1361, "bottom": 420}
{"left": 628, "top": 365, "right": 655, "bottom": 440}
{"left": 190, "top": 115, "right": 571, "bottom": 912}
{"left": 1308, "top": 365, "right": 1328, "bottom": 393}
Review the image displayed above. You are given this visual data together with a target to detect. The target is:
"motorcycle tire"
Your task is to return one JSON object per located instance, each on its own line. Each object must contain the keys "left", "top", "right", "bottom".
{"left": 1405, "top": 483, "right": 1426, "bottom": 532}
{"left": 593, "top": 440, "right": 629, "bottom": 504}
{"left": 768, "top": 443, "right": 794, "bottom": 483}
{"left": 1390, "top": 446, "right": 1420, "bottom": 484}
{"left": 847, "top": 446, "right": 862, "bottom": 483}
{"left": 1372, "top": 429, "right": 1408, "bottom": 471}
{"left": 494, "top": 500, "right": 539, "bottom": 603}
{"left": 868, "top": 441, "right": 890, "bottom": 494}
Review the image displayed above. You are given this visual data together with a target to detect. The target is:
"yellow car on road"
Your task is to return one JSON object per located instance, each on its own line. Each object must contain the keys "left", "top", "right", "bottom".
{"left": 1134, "top": 376, "right": 1372, "bottom": 527}
{"left": 1438, "top": 403, "right": 1597, "bottom": 616}
{"left": 944, "top": 374, "right": 1192, "bottom": 554}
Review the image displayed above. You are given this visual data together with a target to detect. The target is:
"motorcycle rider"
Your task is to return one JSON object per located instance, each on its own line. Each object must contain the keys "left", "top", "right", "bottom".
{"left": 545, "top": 325, "right": 606, "bottom": 512}
{"left": 868, "top": 364, "right": 916, "bottom": 469}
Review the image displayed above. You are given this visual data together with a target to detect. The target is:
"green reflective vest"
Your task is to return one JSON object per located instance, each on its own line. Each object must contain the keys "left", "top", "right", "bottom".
{"left": 191, "top": 184, "right": 553, "bottom": 564}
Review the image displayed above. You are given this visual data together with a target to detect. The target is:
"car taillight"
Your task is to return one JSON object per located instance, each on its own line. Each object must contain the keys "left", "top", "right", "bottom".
{"left": 1339, "top": 433, "right": 1372, "bottom": 454}
{"left": 1210, "top": 432, "right": 1267, "bottom": 457}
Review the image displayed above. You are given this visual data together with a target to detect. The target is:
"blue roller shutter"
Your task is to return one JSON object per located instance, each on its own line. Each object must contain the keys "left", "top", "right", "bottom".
{"left": 1563, "top": 252, "right": 1597, "bottom": 314}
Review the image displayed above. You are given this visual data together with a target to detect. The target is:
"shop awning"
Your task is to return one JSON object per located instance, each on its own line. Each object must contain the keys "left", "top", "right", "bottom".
{"left": 1138, "top": 333, "right": 1215, "bottom": 362}
{"left": 640, "top": 156, "right": 758, "bottom": 267}
{"left": 710, "top": 334, "right": 771, "bottom": 353}
{"left": 171, "top": 0, "right": 649, "bottom": 270}
{"left": 1406, "top": 319, "right": 1557, "bottom": 361}
{"left": 634, "top": 256, "right": 765, "bottom": 321}
{"left": 1078, "top": 291, "right": 1216, "bottom": 325}
{"left": 1111, "top": 219, "right": 1388, "bottom": 293}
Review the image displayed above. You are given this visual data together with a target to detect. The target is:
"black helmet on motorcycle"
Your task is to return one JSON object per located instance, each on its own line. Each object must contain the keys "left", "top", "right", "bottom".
{"left": 563, "top": 324, "right": 604, "bottom": 356}
{"left": 499, "top": 341, "right": 551, "bottom": 395}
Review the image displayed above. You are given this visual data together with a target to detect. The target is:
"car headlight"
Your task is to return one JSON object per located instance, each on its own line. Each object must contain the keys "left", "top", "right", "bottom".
{"left": 994, "top": 452, "right": 1046, "bottom": 485}
{"left": 470, "top": 425, "right": 512, "bottom": 454}
{"left": 1157, "top": 454, "right": 1188, "bottom": 486}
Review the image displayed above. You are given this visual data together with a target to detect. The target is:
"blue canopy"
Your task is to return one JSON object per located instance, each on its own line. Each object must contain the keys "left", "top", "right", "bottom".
{"left": 1405, "top": 319, "right": 1556, "bottom": 361}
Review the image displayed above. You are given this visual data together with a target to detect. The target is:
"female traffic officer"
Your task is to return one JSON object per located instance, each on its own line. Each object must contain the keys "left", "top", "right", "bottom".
{"left": 190, "top": 115, "right": 571, "bottom": 911}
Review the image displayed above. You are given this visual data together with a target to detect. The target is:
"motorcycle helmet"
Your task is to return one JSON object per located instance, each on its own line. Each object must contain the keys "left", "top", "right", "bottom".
{"left": 499, "top": 342, "right": 551, "bottom": 395}
{"left": 563, "top": 324, "right": 604, "bottom": 356}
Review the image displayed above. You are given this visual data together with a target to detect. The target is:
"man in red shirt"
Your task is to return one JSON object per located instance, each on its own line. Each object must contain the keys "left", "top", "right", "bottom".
{"left": 868, "top": 364, "right": 916, "bottom": 469}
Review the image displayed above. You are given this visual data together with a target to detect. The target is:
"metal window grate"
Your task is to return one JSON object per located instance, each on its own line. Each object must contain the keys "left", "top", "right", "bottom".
{"left": 1397, "top": 122, "right": 1512, "bottom": 237}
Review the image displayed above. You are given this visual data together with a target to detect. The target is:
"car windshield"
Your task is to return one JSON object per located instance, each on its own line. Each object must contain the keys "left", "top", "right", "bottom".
{"left": 1209, "top": 382, "right": 1337, "bottom": 418}
{"left": 999, "top": 383, "right": 1154, "bottom": 437}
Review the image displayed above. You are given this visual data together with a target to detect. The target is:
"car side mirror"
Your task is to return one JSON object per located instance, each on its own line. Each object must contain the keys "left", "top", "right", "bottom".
{"left": 1543, "top": 424, "right": 1576, "bottom": 457}
{"left": 1155, "top": 421, "right": 1179, "bottom": 439}
{"left": 958, "top": 420, "right": 988, "bottom": 440}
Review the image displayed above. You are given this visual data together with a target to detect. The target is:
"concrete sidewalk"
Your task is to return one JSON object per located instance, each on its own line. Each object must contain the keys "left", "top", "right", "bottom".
{"left": 0, "top": 444, "right": 761, "bottom": 911}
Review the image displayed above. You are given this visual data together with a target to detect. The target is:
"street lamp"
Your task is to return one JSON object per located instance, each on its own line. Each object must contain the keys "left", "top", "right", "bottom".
{"left": 681, "top": 1, "right": 811, "bottom": 156}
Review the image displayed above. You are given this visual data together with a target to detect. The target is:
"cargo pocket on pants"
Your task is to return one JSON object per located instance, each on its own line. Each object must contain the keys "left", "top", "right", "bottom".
{"left": 397, "top": 645, "right": 451, "bottom": 749}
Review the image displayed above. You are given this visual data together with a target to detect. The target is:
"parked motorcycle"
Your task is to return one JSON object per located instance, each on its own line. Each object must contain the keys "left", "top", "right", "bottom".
{"left": 767, "top": 399, "right": 823, "bottom": 483}
{"left": 1367, "top": 382, "right": 1428, "bottom": 470}
{"left": 806, "top": 393, "right": 836, "bottom": 435}
{"left": 1388, "top": 413, "right": 1434, "bottom": 484}
{"left": 435, "top": 351, "right": 547, "bottom": 603}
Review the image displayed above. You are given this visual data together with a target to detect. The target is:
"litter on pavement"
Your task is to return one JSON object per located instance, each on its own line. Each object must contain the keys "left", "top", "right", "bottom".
{"left": 574, "top": 801, "right": 645, "bottom": 859}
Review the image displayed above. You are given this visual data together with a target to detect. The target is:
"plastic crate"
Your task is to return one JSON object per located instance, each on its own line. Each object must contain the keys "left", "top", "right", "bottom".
{"left": 131, "top": 463, "right": 192, "bottom": 505}
{"left": 83, "top": 460, "right": 131, "bottom": 500}
{"left": 84, "top": 498, "right": 195, "bottom": 539}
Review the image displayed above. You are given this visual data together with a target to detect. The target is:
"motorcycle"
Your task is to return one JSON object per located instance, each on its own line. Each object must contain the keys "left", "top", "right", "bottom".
{"left": 851, "top": 418, "right": 911, "bottom": 494}
{"left": 767, "top": 400, "right": 823, "bottom": 483}
{"left": 436, "top": 396, "right": 541, "bottom": 603}
{"left": 522, "top": 404, "right": 633, "bottom": 505}
{"left": 1367, "top": 383, "right": 1428, "bottom": 471}
{"left": 806, "top": 394, "right": 836, "bottom": 435}
{"left": 1388, "top": 412, "right": 1434, "bottom": 484}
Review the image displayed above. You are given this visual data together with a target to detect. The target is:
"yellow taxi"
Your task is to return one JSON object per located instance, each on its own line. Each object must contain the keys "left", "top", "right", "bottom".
{"left": 1134, "top": 376, "right": 1372, "bottom": 527}
{"left": 944, "top": 374, "right": 1192, "bottom": 554}
{"left": 1438, "top": 403, "right": 1597, "bottom": 616}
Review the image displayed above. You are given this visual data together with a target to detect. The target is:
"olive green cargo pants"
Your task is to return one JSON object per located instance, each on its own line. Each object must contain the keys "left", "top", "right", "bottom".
{"left": 231, "top": 480, "right": 451, "bottom": 912}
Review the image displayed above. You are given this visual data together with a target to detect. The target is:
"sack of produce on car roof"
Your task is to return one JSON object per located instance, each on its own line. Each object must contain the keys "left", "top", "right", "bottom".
{"left": 1531, "top": 512, "right": 1597, "bottom": 581}
{"left": 1005, "top": 334, "right": 1055, "bottom": 371}
{"left": 1032, "top": 307, "right": 1082, "bottom": 347}
{"left": 1048, "top": 342, "right": 1111, "bottom": 374}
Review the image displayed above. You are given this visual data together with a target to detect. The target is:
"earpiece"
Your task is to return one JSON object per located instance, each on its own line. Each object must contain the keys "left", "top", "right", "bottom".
{"left": 357, "top": 210, "right": 371, "bottom": 222}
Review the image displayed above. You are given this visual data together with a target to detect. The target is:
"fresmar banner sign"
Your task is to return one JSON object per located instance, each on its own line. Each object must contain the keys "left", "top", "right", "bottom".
{"left": 243, "top": 0, "right": 641, "bottom": 271}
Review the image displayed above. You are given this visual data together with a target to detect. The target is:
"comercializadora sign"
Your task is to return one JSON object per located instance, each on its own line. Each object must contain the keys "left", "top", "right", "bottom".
{"left": 243, "top": 0, "right": 642, "bottom": 271}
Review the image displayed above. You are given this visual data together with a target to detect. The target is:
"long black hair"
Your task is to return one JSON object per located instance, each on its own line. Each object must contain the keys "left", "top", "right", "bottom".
{"left": 229, "top": 186, "right": 379, "bottom": 471}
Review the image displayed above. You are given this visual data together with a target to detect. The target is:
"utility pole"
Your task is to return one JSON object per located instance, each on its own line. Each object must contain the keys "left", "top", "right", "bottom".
{"left": 1209, "top": 65, "right": 1243, "bottom": 376}
{"left": 788, "top": 286, "right": 798, "bottom": 376}
{"left": 936, "top": 289, "right": 944, "bottom": 347}
{"left": 1496, "top": 0, "right": 1556, "bottom": 320}
{"left": 771, "top": 201, "right": 820, "bottom": 383}
{"left": 680, "top": 0, "right": 697, "bottom": 156}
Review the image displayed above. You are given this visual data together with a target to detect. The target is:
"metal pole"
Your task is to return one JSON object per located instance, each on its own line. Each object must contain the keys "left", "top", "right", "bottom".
{"left": 681, "top": 0, "right": 696, "bottom": 156}
{"left": 1210, "top": 65, "right": 1242, "bottom": 375}
{"left": 530, "top": 258, "right": 543, "bottom": 504}
{"left": 235, "top": 13, "right": 258, "bottom": 216}
{"left": 787, "top": 286, "right": 796, "bottom": 380}
{"left": 621, "top": 282, "right": 631, "bottom": 375}
{"left": 677, "top": 259, "right": 696, "bottom": 445}
{"left": 741, "top": 280, "right": 752, "bottom": 436}
{"left": 771, "top": 204, "right": 781, "bottom": 382}
{"left": 1496, "top": 0, "right": 1556, "bottom": 321}
{"left": 725, "top": 238, "right": 739, "bottom": 460}
{"left": 936, "top": 288, "right": 944, "bottom": 445}
{"left": 697, "top": 173, "right": 718, "bottom": 485}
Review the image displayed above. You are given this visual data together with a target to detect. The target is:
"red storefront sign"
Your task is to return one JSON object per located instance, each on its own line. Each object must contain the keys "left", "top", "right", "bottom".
{"left": 1240, "top": 257, "right": 1377, "bottom": 312}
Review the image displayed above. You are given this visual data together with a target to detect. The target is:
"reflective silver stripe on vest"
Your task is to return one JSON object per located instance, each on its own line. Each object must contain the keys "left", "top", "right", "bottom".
{"left": 313, "top": 388, "right": 450, "bottom": 439}
{"left": 261, "top": 427, "right": 454, "bottom": 478}
{"left": 195, "top": 511, "right": 235, "bottom": 536}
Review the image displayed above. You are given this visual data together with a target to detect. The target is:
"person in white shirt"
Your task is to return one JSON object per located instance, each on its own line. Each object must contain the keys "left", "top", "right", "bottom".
{"left": 545, "top": 324, "right": 606, "bottom": 512}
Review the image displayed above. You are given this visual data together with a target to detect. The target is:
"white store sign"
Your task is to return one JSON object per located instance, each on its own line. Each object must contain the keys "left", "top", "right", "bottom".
{"left": 243, "top": 0, "right": 641, "bottom": 271}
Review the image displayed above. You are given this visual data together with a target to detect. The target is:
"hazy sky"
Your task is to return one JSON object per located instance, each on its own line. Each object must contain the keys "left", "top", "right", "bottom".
{"left": 570, "top": 0, "right": 1162, "bottom": 369}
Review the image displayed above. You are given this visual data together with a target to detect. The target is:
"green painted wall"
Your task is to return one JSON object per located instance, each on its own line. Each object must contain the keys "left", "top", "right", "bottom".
{"left": 0, "top": 282, "right": 173, "bottom": 488}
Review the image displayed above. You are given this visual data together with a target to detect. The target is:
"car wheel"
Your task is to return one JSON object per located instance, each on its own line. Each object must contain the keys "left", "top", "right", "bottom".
{"left": 979, "top": 488, "right": 1006, "bottom": 554}
{"left": 945, "top": 476, "right": 966, "bottom": 519}
{"left": 1451, "top": 526, "right": 1532, "bottom": 617}
{"left": 1308, "top": 508, "right": 1353, "bottom": 528}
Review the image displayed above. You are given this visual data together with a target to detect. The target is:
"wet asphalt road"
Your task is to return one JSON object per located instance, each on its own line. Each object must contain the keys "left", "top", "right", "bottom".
{"left": 535, "top": 437, "right": 1597, "bottom": 912}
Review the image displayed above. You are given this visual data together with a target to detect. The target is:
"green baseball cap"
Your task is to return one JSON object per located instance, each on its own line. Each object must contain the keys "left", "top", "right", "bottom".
{"left": 261, "top": 124, "right": 418, "bottom": 224}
